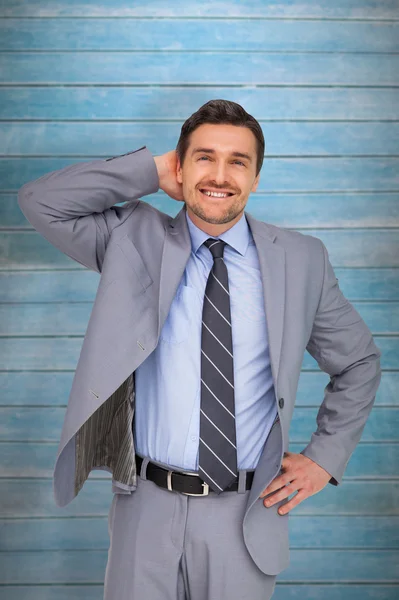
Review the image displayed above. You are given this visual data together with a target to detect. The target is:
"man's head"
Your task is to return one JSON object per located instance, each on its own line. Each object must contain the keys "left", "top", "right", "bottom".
{"left": 175, "top": 99, "right": 264, "bottom": 234}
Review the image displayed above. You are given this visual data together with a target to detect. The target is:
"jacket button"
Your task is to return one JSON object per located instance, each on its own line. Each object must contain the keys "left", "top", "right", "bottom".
{"left": 278, "top": 397, "right": 284, "bottom": 409}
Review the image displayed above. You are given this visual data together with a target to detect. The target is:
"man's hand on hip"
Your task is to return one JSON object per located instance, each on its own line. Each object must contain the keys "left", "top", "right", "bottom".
{"left": 154, "top": 150, "right": 185, "bottom": 202}
{"left": 259, "top": 452, "right": 332, "bottom": 515}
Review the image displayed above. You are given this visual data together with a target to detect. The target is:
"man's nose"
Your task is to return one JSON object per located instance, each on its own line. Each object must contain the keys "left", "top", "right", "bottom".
{"left": 212, "top": 161, "right": 229, "bottom": 185}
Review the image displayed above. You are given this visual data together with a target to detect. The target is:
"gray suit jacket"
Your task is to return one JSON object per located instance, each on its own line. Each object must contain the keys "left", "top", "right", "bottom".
{"left": 17, "top": 146, "right": 382, "bottom": 576}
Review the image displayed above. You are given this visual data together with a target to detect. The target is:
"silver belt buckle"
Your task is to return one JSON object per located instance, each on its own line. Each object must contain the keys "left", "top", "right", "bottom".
{"left": 166, "top": 470, "right": 210, "bottom": 496}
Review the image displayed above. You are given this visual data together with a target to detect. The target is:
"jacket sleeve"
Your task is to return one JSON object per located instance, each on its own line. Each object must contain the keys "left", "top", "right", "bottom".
{"left": 301, "top": 238, "right": 382, "bottom": 486}
{"left": 17, "top": 146, "right": 159, "bottom": 273}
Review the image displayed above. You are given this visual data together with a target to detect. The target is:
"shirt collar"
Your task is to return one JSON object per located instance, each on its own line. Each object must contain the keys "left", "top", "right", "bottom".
{"left": 185, "top": 208, "right": 250, "bottom": 257}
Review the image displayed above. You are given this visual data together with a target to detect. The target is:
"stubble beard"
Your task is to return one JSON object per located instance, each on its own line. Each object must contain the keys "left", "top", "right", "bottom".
{"left": 187, "top": 192, "right": 244, "bottom": 225}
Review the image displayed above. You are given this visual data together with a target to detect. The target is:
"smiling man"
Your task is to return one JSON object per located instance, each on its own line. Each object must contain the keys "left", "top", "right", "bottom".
{"left": 18, "top": 99, "right": 381, "bottom": 600}
{"left": 176, "top": 121, "right": 260, "bottom": 232}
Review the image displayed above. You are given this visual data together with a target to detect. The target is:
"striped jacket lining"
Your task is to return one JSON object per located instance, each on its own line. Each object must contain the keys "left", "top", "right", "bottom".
{"left": 74, "top": 372, "right": 137, "bottom": 496}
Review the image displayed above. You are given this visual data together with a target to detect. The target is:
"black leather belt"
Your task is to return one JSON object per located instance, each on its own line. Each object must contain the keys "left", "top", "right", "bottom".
{"left": 136, "top": 454, "right": 254, "bottom": 496}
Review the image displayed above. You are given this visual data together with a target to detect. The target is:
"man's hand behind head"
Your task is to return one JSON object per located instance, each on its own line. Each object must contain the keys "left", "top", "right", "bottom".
{"left": 154, "top": 150, "right": 184, "bottom": 202}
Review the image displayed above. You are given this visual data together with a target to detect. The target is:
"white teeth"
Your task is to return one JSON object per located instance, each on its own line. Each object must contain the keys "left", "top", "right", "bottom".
{"left": 202, "top": 190, "right": 230, "bottom": 198}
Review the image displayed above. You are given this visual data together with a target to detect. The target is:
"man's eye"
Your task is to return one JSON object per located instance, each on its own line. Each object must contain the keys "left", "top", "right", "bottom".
{"left": 234, "top": 160, "right": 245, "bottom": 166}
{"left": 199, "top": 156, "right": 210, "bottom": 161}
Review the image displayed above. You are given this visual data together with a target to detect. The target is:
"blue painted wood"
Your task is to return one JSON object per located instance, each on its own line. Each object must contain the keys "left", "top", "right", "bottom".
{"left": 0, "top": 550, "right": 108, "bottom": 584}
{"left": 1, "top": 53, "right": 398, "bottom": 86}
{"left": 273, "top": 586, "right": 399, "bottom": 600}
{"left": 0, "top": 372, "right": 397, "bottom": 407}
{"left": 374, "top": 337, "right": 399, "bottom": 370}
{"left": 1, "top": 88, "right": 397, "bottom": 121}
{"left": 2, "top": 229, "right": 399, "bottom": 270}
{"left": 1, "top": 479, "right": 398, "bottom": 518}
{"left": 0, "top": 480, "right": 113, "bottom": 518}
{"left": 3, "top": 122, "right": 399, "bottom": 156}
{"left": 1, "top": 515, "right": 397, "bottom": 551}
{"left": 3, "top": 585, "right": 399, "bottom": 600}
{"left": 0, "top": 588, "right": 104, "bottom": 600}
{"left": 3, "top": 193, "right": 399, "bottom": 229}
{"left": 0, "top": 301, "right": 394, "bottom": 336}
{"left": 280, "top": 550, "right": 399, "bottom": 582}
{"left": 1, "top": 19, "right": 398, "bottom": 52}
{"left": 0, "top": 441, "right": 396, "bottom": 479}
{"left": 5, "top": 157, "right": 398, "bottom": 193}
{"left": 0, "top": 0, "right": 397, "bottom": 593}
{"left": 1, "top": 0, "right": 398, "bottom": 19}
{"left": 0, "top": 549, "right": 397, "bottom": 584}
{"left": 0, "top": 335, "right": 392, "bottom": 370}
{"left": 1, "top": 585, "right": 398, "bottom": 600}
{"left": 1, "top": 407, "right": 396, "bottom": 442}
{"left": 292, "top": 408, "right": 399, "bottom": 442}
{"left": 1, "top": 268, "right": 398, "bottom": 303}
{"left": 305, "top": 230, "right": 399, "bottom": 267}
{"left": 296, "top": 372, "right": 398, "bottom": 406}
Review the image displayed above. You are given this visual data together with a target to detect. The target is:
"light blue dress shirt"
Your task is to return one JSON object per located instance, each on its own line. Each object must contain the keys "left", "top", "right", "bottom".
{"left": 134, "top": 210, "right": 278, "bottom": 471}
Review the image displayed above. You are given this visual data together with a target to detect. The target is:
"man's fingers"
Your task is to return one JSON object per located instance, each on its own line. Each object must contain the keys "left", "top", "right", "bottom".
{"left": 276, "top": 490, "right": 307, "bottom": 515}
{"left": 263, "top": 481, "right": 297, "bottom": 507}
{"left": 259, "top": 467, "right": 291, "bottom": 498}
{"left": 259, "top": 476, "right": 284, "bottom": 498}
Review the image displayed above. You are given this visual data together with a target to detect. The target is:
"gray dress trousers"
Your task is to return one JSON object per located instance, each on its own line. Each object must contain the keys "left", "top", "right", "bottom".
{"left": 103, "top": 453, "right": 277, "bottom": 600}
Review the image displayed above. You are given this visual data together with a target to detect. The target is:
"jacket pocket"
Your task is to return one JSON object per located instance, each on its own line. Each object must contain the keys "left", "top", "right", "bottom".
{"left": 116, "top": 234, "right": 153, "bottom": 292}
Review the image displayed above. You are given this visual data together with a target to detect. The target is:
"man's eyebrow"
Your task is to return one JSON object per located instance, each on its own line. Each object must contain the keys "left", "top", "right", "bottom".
{"left": 191, "top": 147, "right": 252, "bottom": 162}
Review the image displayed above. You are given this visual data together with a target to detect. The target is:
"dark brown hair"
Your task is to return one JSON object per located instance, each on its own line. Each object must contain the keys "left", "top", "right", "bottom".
{"left": 176, "top": 99, "right": 265, "bottom": 176}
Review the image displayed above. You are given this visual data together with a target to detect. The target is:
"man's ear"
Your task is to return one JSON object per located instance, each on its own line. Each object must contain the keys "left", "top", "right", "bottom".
{"left": 176, "top": 155, "right": 183, "bottom": 184}
{"left": 251, "top": 172, "right": 260, "bottom": 193}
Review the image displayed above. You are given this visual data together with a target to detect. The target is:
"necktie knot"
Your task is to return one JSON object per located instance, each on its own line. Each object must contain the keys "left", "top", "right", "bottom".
{"left": 204, "top": 238, "right": 226, "bottom": 260}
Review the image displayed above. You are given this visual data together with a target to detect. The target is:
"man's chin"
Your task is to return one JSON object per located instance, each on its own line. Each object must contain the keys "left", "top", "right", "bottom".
{"left": 201, "top": 215, "right": 235, "bottom": 225}
{"left": 187, "top": 204, "right": 241, "bottom": 226}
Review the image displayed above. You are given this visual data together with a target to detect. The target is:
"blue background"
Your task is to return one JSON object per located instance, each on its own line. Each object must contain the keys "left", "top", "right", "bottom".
{"left": 0, "top": 1, "right": 398, "bottom": 598}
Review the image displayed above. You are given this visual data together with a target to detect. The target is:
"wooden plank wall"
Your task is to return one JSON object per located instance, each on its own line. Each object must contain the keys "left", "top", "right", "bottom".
{"left": 0, "top": 1, "right": 398, "bottom": 598}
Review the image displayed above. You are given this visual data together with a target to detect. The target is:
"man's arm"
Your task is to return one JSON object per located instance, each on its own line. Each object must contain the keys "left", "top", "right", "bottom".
{"left": 259, "top": 238, "right": 382, "bottom": 513}
{"left": 301, "top": 238, "right": 382, "bottom": 486}
{"left": 17, "top": 146, "right": 160, "bottom": 273}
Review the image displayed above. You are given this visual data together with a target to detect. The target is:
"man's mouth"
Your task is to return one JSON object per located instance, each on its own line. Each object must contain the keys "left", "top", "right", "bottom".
{"left": 199, "top": 188, "right": 235, "bottom": 198}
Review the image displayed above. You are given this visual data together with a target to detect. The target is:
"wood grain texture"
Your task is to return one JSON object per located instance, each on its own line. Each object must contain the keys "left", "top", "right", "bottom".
{"left": 2, "top": 122, "right": 399, "bottom": 155}
{"left": 1, "top": 268, "right": 398, "bottom": 302}
{"left": 0, "top": 371, "right": 397, "bottom": 407}
{"left": 1, "top": 406, "right": 397, "bottom": 442}
{"left": 4, "top": 157, "right": 398, "bottom": 192}
{"left": 1, "top": 0, "right": 398, "bottom": 19}
{"left": 1, "top": 479, "right": 397, "bottom": 518}
{"left": 1, "top": 515, "right": 397, "bottom": 551}
{"left": 1, "top": 88, "right": 397, "bottom": 120}
{"left": 0, "top": 442, "right": 397, "bottom": 479}
{"left": 0, "top": 335, "right": 394, "bottom": 371}
{"left": 1, "top": 53, "right": 398, "bottom": 85}
{"left": 2, "top": 229, "right": 399, "bottom": 270}
{"left": 0, "top": 549, "right": 397, "bottom": 584}
{"left": 1, "top": 0, "right": 397, "bottom": 593}
{"left": 3, "top": 192, "right": 399, "bottom": 229}
{"left": 0, "top": 301, "right": 395, "bottom": 336}
{"left": 0, "top": 585, "right": 398, "bottom": 600}
{"left": 1, "top": 19, "right": 397, "bottom": 52}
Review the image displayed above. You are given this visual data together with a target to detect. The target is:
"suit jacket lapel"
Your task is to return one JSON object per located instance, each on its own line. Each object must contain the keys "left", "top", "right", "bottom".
{"left": 245, "top": 211, "right": 286, "bottom": 389}
{"left": 157, "top": 204, "right": 192, "bottom": 339}
{"left": 244, "top": 211, "right": 286, "bottom": 511}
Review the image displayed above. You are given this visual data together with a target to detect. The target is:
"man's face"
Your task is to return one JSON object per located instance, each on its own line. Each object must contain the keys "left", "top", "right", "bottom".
{"left": 176, "top": 123, "right": 260, "bottom": 228}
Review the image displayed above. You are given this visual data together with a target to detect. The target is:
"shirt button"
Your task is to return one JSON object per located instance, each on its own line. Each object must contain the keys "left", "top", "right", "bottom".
{"left": 191, "top": 435, "right": 197, "bottom": 441}
{"left": 279, "top": 397, "right": 285, "bottom": 409}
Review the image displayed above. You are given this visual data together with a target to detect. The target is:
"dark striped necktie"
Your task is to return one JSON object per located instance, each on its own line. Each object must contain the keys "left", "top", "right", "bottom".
{"left": 198, "top": 237, "right": 238, "bottom": 494}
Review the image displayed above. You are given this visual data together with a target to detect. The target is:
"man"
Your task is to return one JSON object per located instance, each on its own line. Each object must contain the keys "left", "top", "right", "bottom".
{"left": 17, "top": 99, "right": 382, "bottom": 600}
